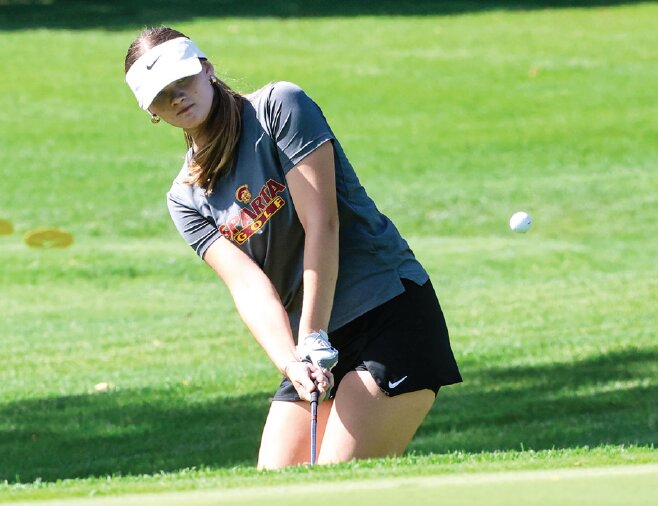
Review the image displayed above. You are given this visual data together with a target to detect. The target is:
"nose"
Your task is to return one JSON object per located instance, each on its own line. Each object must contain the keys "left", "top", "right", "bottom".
{"left": 170, "top": 86, "right": 186, "bottom": 104}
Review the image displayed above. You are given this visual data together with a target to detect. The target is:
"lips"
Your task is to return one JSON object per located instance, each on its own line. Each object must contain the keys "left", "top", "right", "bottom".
{"left": 177, "top": 104, "right": 194, "bottom": 116}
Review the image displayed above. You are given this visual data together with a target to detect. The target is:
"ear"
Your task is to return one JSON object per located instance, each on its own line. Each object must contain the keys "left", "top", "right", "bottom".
{"left": 202, "top": 60, "right": 215, "bottom": 77}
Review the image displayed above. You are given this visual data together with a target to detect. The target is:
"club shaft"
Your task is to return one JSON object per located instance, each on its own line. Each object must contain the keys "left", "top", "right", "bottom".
{"left": 310, "top": 391, "right": 318, "bottom": 465}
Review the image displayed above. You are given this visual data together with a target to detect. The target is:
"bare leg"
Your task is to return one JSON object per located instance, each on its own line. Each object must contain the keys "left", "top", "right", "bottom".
{"left": 257, "top": 399, "right": 333, "bottom": 469}
{"left": 318, "top": 370, "right": 435, "bottom": 463}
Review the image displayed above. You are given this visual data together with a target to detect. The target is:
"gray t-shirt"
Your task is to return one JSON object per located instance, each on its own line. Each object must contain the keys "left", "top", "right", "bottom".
{"left": 167, "top": 81, "right": 428, "bottom": 334}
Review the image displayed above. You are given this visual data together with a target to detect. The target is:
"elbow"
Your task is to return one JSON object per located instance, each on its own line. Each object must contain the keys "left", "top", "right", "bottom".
{"left": 327, "top": 213, "right": 340, "bottom": 236}
{"left": 321, "top": 213, "right": 340, "bottom": 240}
{"left": 304, "top": 213, "right": 339, "bottom": 243}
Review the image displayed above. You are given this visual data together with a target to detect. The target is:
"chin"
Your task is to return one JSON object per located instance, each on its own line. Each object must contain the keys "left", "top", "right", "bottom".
{"left": 182, "top": 111, "right": 211, "bottom": 130}
{"left": 170, "top": 116, "right": 200, "bottom": 131}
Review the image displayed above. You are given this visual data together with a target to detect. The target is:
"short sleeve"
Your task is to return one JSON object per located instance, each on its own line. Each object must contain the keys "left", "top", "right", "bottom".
{"left": 166, "top": 192, "right": 222, "bottom": 258}
{"left": 264, "top": 82, "right": 335, "bottom": 173}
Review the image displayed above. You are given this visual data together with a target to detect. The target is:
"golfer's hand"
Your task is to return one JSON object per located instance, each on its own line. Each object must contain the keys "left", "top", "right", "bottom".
{"left": 285, "top": 361, "right": 334, "bottom": 402}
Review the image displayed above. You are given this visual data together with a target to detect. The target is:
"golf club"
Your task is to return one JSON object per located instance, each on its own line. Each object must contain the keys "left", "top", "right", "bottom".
{"left": 299, "top": 330, "right": 339, "bottom": 466}
{"left": 310, "top": 389, "right": 319, "bottom": 465}
{"left": 302, "top": 358, "right": 320, "bottom": 466}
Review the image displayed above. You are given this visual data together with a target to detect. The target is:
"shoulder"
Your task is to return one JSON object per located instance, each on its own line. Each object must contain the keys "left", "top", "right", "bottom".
{"left": 246, "top": 81, "right": 312, "bottom": 110}
{"left": 169, "top": 150, "right": 192, "bottom": 183}
{"left": 268, "top": 80, "right": 305, "bottom": 98}
{"left": 167, "top": 151, "right": 197, "bottom": 201}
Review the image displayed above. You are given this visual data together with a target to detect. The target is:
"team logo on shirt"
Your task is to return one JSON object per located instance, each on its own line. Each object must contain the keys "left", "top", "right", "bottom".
{"left": 235, "top": 184, "right": 252, "bottom": 203}
{"left": 219, "top": 179, "right": 287, "bottom": 245}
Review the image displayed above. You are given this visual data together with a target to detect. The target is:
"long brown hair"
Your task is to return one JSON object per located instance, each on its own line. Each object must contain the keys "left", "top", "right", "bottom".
{"left": 124, "top": 27, "right": 243, "bottom": 193}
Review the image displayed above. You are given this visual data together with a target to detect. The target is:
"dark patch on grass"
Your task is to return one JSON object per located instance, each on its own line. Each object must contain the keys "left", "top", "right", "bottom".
{"left": 418, "top": 347, "right": 657, "bottom": 452}
{"left": 0, "top": 1, "right": 647, "bottom": 31}
{"left": 0, "top": 388, "right": 269, "bottom": 483}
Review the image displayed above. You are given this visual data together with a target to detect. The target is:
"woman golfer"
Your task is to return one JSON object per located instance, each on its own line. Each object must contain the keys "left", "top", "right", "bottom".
{"left": 124, "top": 27, "right": 462, "bottom": 469}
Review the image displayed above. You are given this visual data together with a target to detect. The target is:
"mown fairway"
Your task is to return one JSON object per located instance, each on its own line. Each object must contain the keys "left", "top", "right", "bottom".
{"left": 8, "top": 466, "right": 658, "bottom": 506}
{"left": 0, "top": 0, "right": 656, "bottom": 503}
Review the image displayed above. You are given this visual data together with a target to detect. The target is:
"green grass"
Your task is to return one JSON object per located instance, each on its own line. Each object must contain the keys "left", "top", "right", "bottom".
{"left": 5, "top": 465, "right": 658, "bottom": 506}
{"left": 1, "top": 1, "right": 657, "bottom": 503}
{"left": 2, "top": 449, "right": 656, "bottom": 502}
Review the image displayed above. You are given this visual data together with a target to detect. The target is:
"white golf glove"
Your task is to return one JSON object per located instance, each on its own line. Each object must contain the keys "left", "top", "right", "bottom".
{"left": 298, "top": 330, "right": 339, "bottom": 371}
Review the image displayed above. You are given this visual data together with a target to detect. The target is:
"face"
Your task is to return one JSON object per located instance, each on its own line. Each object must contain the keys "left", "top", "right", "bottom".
{"left": 148, "top": 62, "right": 215, "bottom": 135}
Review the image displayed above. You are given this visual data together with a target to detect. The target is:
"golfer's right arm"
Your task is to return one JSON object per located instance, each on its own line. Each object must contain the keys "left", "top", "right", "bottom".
{"left": 203, "top": 238, "right": 330, "bottom": 400}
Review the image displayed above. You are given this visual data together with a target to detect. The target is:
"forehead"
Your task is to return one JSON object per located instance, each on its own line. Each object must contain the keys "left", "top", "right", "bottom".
{"left": 151, "top": 73, "right": 202, "bottom": 104}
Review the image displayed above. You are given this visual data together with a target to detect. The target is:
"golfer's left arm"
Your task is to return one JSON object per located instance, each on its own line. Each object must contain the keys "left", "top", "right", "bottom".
{"left": 286, "top": 141, "right": 339, "bottom": 338}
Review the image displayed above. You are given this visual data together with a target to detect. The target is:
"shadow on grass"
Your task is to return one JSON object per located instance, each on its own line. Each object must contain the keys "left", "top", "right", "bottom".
{"left": 416, "top": 347, "right": 658, "bottom": 453}
{"left": 0, "top": 389, "right": 270, "bottom": 483}
{"left": 0, "top": 0, "right": 646, "bottom": 31}
{"left": 1, "top": 347, "right": 656, "bottom": 483}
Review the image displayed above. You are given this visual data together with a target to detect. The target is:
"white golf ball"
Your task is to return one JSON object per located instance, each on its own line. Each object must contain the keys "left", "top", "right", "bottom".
{"left": 509, "top": 211, "right": 532, "bottom": 233}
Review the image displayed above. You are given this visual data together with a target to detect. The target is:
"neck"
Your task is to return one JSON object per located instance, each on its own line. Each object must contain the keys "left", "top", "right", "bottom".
{"left": 186, "top": 129, "right": 206, "bottom": 153}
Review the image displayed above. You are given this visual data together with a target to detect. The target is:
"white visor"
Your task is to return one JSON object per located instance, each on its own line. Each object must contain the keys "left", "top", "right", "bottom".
{"left": 126, "top": 37, "right": 207, "bottom": 110}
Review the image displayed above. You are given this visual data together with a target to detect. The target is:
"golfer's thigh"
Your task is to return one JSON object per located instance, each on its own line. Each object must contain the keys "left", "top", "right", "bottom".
{"left": 257, "top": 399, "right": 332, "bottom": 469}
{"left": 318, "top": 370, "right": 435, "bottom": 463}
